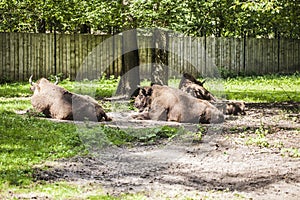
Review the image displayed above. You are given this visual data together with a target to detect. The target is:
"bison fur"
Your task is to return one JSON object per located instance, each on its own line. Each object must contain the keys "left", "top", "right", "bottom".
{"left": 29, "top": 76, "right": 111, "bottom": 121}
{"left": 133, "top": 85, "right": 224, "bottom": 124}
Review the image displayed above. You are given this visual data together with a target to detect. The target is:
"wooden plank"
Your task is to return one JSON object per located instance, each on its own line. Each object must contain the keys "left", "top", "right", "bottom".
{"left": 56, "top": 33, "right": 61, "bottom": 76}
{"left": 28, "top": 33, "right": 33, "bottom": 77}
{"left": 94, "top": 35, "right": 100, "bottom": 77}
{"left": 82, "top": 34, "right": 88, "bottom": 79}
{"left": 48, "top": 33, "right": 54, "bottom": 77}
{"left": 39, "top": 33, "right": 45, "bottom": 78}
{"left": 62, "top": 34, "right": 67, "bottom": 77}
{"left": 287, "top": 39, "right": 295, "bottom": 73}
{"left": 17, "top": 33, "right": 24, "bottom": 81}
{"left": 77, "top": 34, "right": 83, "bottom": 80}
{"left": 3, "top": 33, "right": 8, "bottom": 80}
{"left": 272, "top": 38, "right": 279, "bottom": 74}
{"left": 237, "top": 38, "right": 243, "bottom": 74}
{"left": 31, "top": 33, "right": 36, "bottom": 78}
{"left": 296, "top": 39, "right": 300, "bottom": 73}
{"left": 22, "top": 33, "right": 29, "bottom": 79}
{"left": 2, "top": 33, "right": 9, "bottom": 81}
{"left": 97, "top": 34, "right": 104, "bottom": 77}
{"left": 245, "top": 38, "right": 253, "bottom": 75}
{"left": 190, "top": 36, "right": 197, "bottom": 76}
{"left": 0, "top": 33, "right": 3, "bottom": 80}
{"left": 74, "top": 34, "right": 80, "bottom": 80}
{"left": 9, "top": 33, "right": 15, "bottom": 81}
{"left": 92, "top": 34, "right": 98, "bottom": 79}
{"left": 69, "top": 34, "right": 75, "bottom": 80}
{"left": 66, "top": 34, "right": 71, "bottom": 78}
{"left": 224, "top": 38, "right": 230, "bottom": 73}
{"left": 231, "top": 38, "right": 235, "bottom": 74}
{"left": 279, "top": 38, "right": 286, "bottom": 73}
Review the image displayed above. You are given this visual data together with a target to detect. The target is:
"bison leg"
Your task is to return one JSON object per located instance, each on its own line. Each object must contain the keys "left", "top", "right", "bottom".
{"left": 132, "top": 112, "right": 150, "bottom": 120}
{"left": 148, "top": 103, "right": 168, "bottom": 121}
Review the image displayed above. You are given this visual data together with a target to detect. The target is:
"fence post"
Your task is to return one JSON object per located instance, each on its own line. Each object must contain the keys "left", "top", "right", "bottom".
{"left": 243, "top": 32, "right": 246, "bottom": 73}
{"left": 54, "top": 29, "right": 57, "bottom": 75}
{"left": 277, "top": 33, "right": 280, "bottom": 73}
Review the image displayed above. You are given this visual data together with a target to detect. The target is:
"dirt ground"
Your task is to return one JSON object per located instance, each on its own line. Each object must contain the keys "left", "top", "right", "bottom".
{"left": 31, "top": 102, "right": 300, "bottom": 199}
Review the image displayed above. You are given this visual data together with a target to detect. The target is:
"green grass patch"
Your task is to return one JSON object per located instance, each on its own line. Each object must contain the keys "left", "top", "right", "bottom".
{"left": 1, "top": 74, "right": 299, "bottom": 102}
{"left": 78, "top": 125, "right": 192, "bottom": 149}
{"left": 223, "top": 74, "right": 300, "bottom": 102}
{"left": 0, "top": 82, "right": 32, "bottom": 98}
{"left": 0, "top": 112, "right": 84, "bottom": 187}
{"left": 245, "top": 126, "right": 271, "bottom": 148}
{"left": 0, "top": 75, "right": 118, "bottom": 99}
{"left": 0, "top": 181, "right": 120, "bottom": 200}
{"left": 281, "top": 147, "right": 300, "bottom": 158}
{"left": 147, "top": 73, "right": 300, "bottom": 102}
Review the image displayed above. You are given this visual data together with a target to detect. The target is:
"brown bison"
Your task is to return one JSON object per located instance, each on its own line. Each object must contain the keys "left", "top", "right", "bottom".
{"left": 179, "top": 73, "right": 217, "bottom": 102}
{"left": 133, "top": 84, "right": 224, "bottom": 124}
{"left": 225, "top": 101, "right": 246, "bottom": 115}
{"left": 29, "top": 76, "right": 111, "bottom": 121}
{"left": 179, "top": 73, "right": 246, "bottom": 115}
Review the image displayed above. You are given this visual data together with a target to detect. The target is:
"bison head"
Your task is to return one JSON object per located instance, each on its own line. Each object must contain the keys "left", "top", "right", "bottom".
{"left": 179, "top": 73, "right": 216, "bottom": 102}
{"left": 29, "top": 75, "right": 59, "bottom": 92}
{"left": 134, "top": 86, "right": 153, "bottom": 112}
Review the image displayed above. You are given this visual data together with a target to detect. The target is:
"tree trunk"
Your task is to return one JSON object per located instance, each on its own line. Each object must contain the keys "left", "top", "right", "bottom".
{"left": 151, "top": 28, "right": 169, "bottom": 85}
{"left": 115, "top": 0, "right": 140, "bottom": 98}
{"left": 115, "top": 29, "right": 140, "bottom": 97}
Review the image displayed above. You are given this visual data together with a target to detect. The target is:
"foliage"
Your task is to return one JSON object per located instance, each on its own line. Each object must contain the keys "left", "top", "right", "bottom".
{"left": 1, "top": 0, "right": 299, "bottom": 38}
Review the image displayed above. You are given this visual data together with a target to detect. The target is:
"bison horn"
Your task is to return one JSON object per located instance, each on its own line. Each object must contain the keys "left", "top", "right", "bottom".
{"left": 54, "top": 76, "right": 59, "bottom": 85}
{"left": 29, "top": 75, "right": 34, "bottom": 86}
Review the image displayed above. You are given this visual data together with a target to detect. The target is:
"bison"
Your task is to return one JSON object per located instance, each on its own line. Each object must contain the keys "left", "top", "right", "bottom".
{"left": 179, "top": 73, "right": 217, "bottom": 102}
{"left": 29, "top": 76, "right": 111, "bottom": 121}
{"left": 179, "top": 73, "right": 246, "bottom": 115}
{"left": 133, "top": 84, "right": 224, "bottom": 124}
{"left": 225, "top": 101, "right": 246, "bottom": 115}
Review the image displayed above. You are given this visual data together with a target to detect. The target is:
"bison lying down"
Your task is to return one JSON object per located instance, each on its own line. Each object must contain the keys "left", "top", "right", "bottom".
{"left": 133, "top": 84, "right": 224, "bottom": 124}
{"left": 179, "top": 73, "right": 246, "bottom": 115}
{"left": 29, "top": 76, "right": 111, "bottom": 121}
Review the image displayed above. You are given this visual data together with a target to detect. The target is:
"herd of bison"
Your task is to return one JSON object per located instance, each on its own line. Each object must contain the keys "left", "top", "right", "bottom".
{"left": 18, "top": 73, "right": 299, "bottom": 199}
{"left": 28, "top": 73, "right": 245, "bottom": 123}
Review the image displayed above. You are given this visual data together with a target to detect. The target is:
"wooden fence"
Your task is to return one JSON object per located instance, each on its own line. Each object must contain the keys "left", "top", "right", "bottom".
{"left": 0, "top": 32, "right": 299, "bottom": 82}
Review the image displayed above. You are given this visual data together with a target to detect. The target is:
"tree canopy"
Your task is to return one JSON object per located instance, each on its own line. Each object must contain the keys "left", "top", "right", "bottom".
{"left": 1, "top": 0, "right": 299, "bottom": 38}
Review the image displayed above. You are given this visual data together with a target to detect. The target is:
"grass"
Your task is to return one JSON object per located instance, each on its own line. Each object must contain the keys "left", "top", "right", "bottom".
{"left": 0, "top": 112, "right": 84, "bottom": 187}
{"left": 1, "top": 73, "right": 299, "bottom": 102}
{"left": 0, "top": 74, "right": 299, "bottom": 199}
{"left": 223, "top": 74, "right": 300, "bottom": 102}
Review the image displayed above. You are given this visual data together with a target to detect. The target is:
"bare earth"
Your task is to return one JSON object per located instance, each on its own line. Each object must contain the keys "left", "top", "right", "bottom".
{"left": 32, "top": 102, "right": 300, "bottom": 199}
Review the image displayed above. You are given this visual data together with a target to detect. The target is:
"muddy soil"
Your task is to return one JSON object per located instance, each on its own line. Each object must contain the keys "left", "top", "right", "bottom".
{"left": 32, "top": 102, "right": 300, "bottom": 199}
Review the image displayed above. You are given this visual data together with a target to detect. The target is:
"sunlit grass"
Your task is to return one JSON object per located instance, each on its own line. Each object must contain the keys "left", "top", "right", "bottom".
{"left": 0, "top": 111, "right": 84, "bottom": 187}
{"left": 0, "top": 181, "right": 115, "bottom": 200}
{"left": 145, "top": 74, "right": 300, "bottom": 102}
{"left": 223, "top": 74, "right": 300, "bottom": 102}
